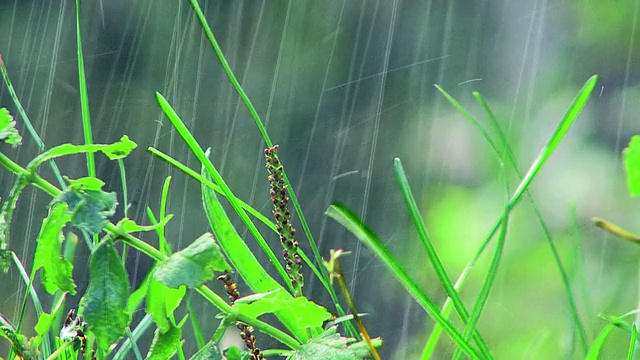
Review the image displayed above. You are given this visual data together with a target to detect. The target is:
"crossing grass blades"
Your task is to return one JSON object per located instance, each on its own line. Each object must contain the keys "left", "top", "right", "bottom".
{"left": 0, "top": 0, "right": 631, "bottom": 359}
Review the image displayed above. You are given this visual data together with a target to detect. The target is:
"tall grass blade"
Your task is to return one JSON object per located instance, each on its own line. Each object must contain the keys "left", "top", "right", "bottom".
{"left": 326, "top": 203, "right": 482, "bottom": 359}
{"left": 423, "top": 75, "right": 597, "bottom": 357}
{"left": 393, "top": 158, "right": 492, "bottom": 358}
{"left": 629, "top": 325, "right": 637, "bottom": 360}
{"left": 186, "top": 0, "right": 339, "bottom": 310}
{"left": 74, "top": 0, "right": 94, "bottom": 178}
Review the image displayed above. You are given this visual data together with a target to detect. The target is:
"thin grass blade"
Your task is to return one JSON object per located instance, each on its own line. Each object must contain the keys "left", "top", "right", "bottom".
{"left": 326, "top": 203, "right": 482, "bottom": 359}
{"left": 393, "top": 158, "right": 492, "bottom": 358}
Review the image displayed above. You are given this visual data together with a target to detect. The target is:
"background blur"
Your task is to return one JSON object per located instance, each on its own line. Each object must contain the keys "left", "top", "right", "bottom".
{"left": 1, "top": 1, "right": 639, "bottom": 358}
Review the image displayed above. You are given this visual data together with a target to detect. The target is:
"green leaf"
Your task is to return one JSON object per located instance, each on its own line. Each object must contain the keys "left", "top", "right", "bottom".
{"left": 234, "top": 291, "right": 332, "bottom": 330}
{"left": 80, "top": 239, "right": 131, "bottom": 349}
{"left": 32, "top": 312, "right": 55, "bottom": 348}
{"left": 189, "top": 340, "right": 224, "bottom": 360}
{"left": 27, "top": 136, "right": 137, "bottom": 170}
{"left": 0, "top": 108, "right": 21, "bottom": 146}
{"left": 147, "top": 273, "right": 186, "bottom": 333}
{"left": 624, "top": 135, "right": 640, "bottom": 196}
{"left": 33, "top": 202, "right": 76, "bottom": 294}
{"left": 52, "top": 177, "right": 117, "bottom": 234}
{"left": 154, "top": 233, "right": 231, "bottom": 288}
{"left": 286, "top": 326, "right": 379, "bottom": 360}
{"left": 146, "top": 324, "right": 182, "bottom": 360}
{"left": 1, "top": 326, "right": 37, "bottom": 360}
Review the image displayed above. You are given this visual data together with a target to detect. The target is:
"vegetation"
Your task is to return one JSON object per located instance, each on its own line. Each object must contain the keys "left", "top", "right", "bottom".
{"left": 0, "top": 1, "right": 637, "bottom": 359}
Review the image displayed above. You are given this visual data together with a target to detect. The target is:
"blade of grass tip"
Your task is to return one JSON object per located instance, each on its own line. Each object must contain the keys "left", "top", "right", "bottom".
{"left": 148, "top": 146, "right": 351, "bottom": 333}
{"left": 0, "top": 54, "right": 65, "bottom": 188}
{"left": 154, "top": 93, "right": 292, "bottom": 293}
{"left": 474, "top": 86, "right": 593, "bottom": 354}
{"left": 393, "top": 158, "right": 492, "bottom": 358}
{"left": 452, "top": 170, "right": 510, "bottom": 360}
{"left": 586, "top": 323, "right": 615, "bottom": 360}
{"left": 75, "top": 0, "right": 95, "bottom": 178}
{"left": 159, "top": 176, "right": 172, "bottom": 254}
{"left": 326, "top": 203, "right": 482, "bottom": 359}
{"left": 187, "top": 0, "right": 335, "bottom": 304}
{"left": 425, "top": 76, "right": 598, "bottom": 357}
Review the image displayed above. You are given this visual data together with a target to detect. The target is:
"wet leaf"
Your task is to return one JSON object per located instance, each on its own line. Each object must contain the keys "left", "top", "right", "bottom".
{"left": 33, "top": 202, "right": 76, "bottom": 294}
{"left": 146, "top": 324, "right": 182, "bottom": 360}
{"left": 147, "top": 273, "right": 186, "bottom": 333}
{"left": 286, "top": 326, "right": 379, "bottom": 360}
{"left": 79, "top": 239, "right": 131, "bottom": 349}
{"left": 0, "top": 107, "right": 21, "bottom": 146}
{"left": 51, "top": 177, "right": 117, "bottom": 234}
{"left": 154, "top": 233, "right": 231, "bottom": 288}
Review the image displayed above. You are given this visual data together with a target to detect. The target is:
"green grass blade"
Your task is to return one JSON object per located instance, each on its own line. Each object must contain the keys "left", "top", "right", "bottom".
{"left": 154, "top": 92, "right": 291, "bottom": 292}
{"left": 629, "top": 324, "right": 637, "bottom": 360}
{"left": 424, "top": 76, "right": 597, "bottom": 357}
{"left": 186, "top": 0, "right": 337, "bottom": 309}
{"left": 586, "top": 323, "right": 615, "bottom": 360}
{"left": 149, "top": 146, "right": 342, "bottom": 325}
{"left": 393, "top": 158, "right": 492, "bottom": 358}
{"left": 325, "top": 203, "right": 482, "bottom": 359}
{"left": 185, "top": 293, "right": 205, "bottom": 349}
{"left": 75, "top": 0, "right": 95, "bottom": 178}
{"left": 0, "top": 56, "right": 64, "bottom": 188}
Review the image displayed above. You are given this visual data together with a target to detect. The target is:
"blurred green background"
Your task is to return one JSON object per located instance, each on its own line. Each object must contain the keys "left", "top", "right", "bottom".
{"left": 1, "top": 1, "right": 639, "bottom": 358}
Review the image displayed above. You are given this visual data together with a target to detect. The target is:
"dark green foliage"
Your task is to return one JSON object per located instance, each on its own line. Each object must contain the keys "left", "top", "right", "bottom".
{"left": 79, "top": 239, "right": 131, "bottom": 349}
{"left": 154, "top": 233, "right": 232, "bottom": 288}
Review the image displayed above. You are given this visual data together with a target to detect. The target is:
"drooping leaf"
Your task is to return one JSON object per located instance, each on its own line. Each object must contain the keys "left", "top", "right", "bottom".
{"left": 287, "top": 326, "right": 381, "bottom": 360}
{"left": 189, "top": 340, "right": 224, "bottom": 360}
{"left": 33, "top": 202, "right": 76, "bottom": 294}
{"left": 146, "top": 324, "right": 182, "bottom": 360}
{"left": 79, "top": 239, "right": 131, "bottom": 349}
{"left": 154, "top": 233, "right": 231, "bottom": 288}
{"left": 234, "top": 291, "right": 332, "bottom": 330}
{"left": 0, "top": 108, "right": 21, "bottom": 146}
{"left": 624, "top": 135, "right": 640, "bottom": 196}
{"left": 51, "top": 177, "right": 117, "bottom": 234}
{"left": 147, "top": 273, "right": 186, "bottom": 333}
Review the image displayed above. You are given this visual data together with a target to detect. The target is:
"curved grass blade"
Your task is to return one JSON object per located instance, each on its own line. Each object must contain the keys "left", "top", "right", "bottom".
{"left": 154, "top": 92, "right": 291, "bottom": 291}
{"left": 186, "top": 0, "right": 339, "bottom": 313}
{"left": 423, "top": 75, "right": 597, "bottom": 357}
{"left": 326, "top": 203, "right": 482, "bottom": 359}
{"left": 393, "top": 158, "right": 492, "bottom": 358}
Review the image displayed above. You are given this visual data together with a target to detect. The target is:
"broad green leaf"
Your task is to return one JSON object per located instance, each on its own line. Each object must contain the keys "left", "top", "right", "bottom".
{"left": 33, "top": 202, "right": 76, "bottom": 294}
{"left": 624, "top": 135, "right": 640, "bottom": 196}
{"left": 51, "top": 177, "right": 117, "bottom": 234}
{"left": 286, "top": 326, "right": 380, "bottom": 360}
{"left": 189, "top": 340, "right": 224, "bottom": 360}
{"left": 0, "top": 108, "right": 21, "bottom": 146}
{"left": 80, "top": 239, "right": 131, "bottom": 349}
{"left": 234, "top": 291, "right": 332, "bottom": 330}
{"left": 147, "top": 274, "right": 186, "bottom": 333}
{"left": 127, "top": 271, "right": 151, "bottom": 315}
{"left": 146, "top": 324, "right": 182, "bottom": 360}
{"left": 154, "top": 233, "right": 231, "bottom": 288}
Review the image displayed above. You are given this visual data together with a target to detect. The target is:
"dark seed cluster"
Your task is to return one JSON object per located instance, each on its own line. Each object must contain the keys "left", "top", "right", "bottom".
{"left": 264, "top": 145, "right": 304, "bottom": 297}
{"left": 216, "top": 273, "right": 265, "bottom": 360}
